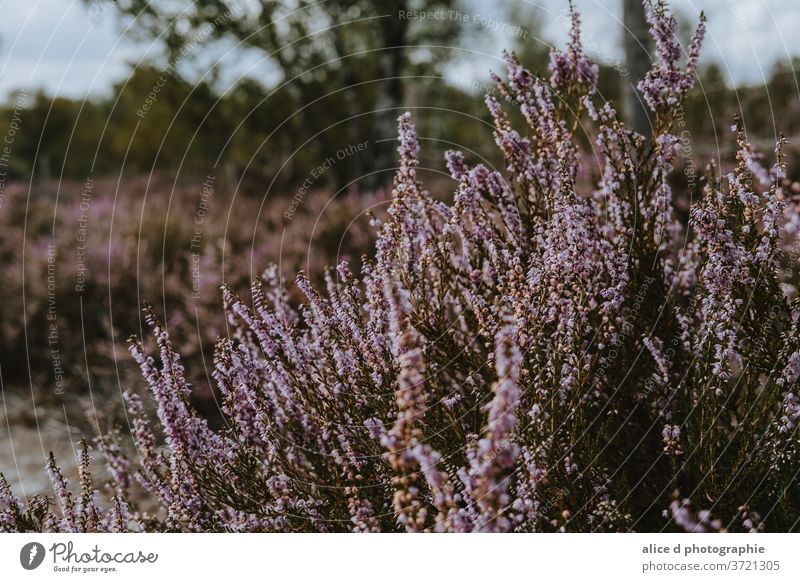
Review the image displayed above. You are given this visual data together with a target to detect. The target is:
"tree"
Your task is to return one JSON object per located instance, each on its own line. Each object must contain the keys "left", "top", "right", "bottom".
{"left": 97, "top": 0, "right": 465, "bottom": 191}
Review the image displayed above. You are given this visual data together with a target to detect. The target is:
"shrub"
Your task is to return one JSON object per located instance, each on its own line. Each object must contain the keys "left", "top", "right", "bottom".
{"left": 2, "top": 0, "right": 800, "bottom": 532}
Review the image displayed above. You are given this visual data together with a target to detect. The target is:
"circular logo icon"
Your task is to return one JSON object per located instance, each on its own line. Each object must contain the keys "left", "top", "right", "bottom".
{"left": 20, "top": 542, "right": 46, "bottom": 570}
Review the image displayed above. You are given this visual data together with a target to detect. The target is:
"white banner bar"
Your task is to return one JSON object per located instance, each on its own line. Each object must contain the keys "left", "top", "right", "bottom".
{"left": 1, "top": 533, "right": 799, "bottom": 580}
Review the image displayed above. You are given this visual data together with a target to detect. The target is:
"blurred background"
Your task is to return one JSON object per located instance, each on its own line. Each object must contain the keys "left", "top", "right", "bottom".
{"left": 1, "top": 0, "right": 799, "bottom": 496}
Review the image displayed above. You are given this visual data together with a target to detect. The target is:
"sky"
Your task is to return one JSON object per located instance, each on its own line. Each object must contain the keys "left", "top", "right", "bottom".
{"left": 0, "top": 0, "right": 138, "bottom": 99}
{"left": 0, "top": 0, "right": 798, "bottom": 100}
{"left": 539, "top": 0, "right": 800, "bottom": 85}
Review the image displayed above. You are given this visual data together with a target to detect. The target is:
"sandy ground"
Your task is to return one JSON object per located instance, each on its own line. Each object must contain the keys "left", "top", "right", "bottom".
{"left": 0, "top": 391, "right": 163, "bottom": 523}
{"left": 0, "top": 393, "right": 89, "bottom": 499}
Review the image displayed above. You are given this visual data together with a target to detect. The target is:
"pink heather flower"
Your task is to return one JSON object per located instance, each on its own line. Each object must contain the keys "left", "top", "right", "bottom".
{"left": 549, "top": 3, "right": 599, "bottom": 95}
{"left": 445, "top": 150, "right": 468, "bottom": 181}
{"left": 670, "top": 497, "right": 722, "bottom": 532}
{"left": 0, "top": 475, "right": 21, "bottom": 532}
{"left": 463, "top": 322, "right": 522, "bottom": 532}
{"left": 777, "top": 352, "right": 800, "bottom": 433}
{"left": 347, "top": 489, "right": 381, "bottom": 533}
{"left": 638, "top": 1, "right": 706, "bottom": 113}
{"left": 46, "top": 453, "right": 78, "bottom": 533}
{"left": 661, "top": 424, "right": 683, "bottom": 456}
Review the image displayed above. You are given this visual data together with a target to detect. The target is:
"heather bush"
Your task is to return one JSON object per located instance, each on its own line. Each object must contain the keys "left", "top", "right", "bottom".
{"left": 3, "top": 0, "right": 800, "bottom": 532}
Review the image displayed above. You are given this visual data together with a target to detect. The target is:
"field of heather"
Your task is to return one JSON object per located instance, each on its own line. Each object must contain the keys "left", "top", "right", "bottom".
{"left": 0, "top": 176, "right": 382, "bottom": 497}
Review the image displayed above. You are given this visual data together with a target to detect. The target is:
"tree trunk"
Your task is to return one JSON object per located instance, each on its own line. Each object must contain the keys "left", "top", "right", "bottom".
{"left": 366, "top": 0, "right": 407, "bottom": 192}
{"left": 622, "top": 0, "right": 652, "bottom": 136}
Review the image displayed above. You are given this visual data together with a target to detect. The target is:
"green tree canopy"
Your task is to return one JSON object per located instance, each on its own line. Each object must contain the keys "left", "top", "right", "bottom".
{"left": 98, "top": 0, "right": 468, "bottom": 190}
